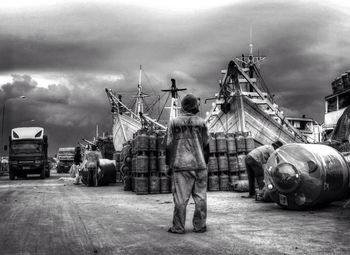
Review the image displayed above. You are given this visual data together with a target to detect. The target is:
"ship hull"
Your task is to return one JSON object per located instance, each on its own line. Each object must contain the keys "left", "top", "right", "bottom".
{"left": 207, "top": 95, "right": 303, "bottom": 145}
{"left": 112, "top": 113, "right": 141, "bottom": 151}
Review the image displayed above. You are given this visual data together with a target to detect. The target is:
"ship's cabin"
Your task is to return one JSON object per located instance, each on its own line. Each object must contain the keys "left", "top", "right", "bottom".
{"left": 286, "top": 116, "right": 323, "bottom": 143}
{"left": 324, "top": 88, "right": 350, "bottom": 131}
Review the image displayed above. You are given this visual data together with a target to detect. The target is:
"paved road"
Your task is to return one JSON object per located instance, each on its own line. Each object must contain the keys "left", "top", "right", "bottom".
{"left": 0, "top": 172, "right": 349, "bottom": 255}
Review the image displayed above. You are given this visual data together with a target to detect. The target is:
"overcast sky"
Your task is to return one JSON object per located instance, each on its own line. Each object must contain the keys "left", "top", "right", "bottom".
{"left": 1, "top": 0, "right": 350, "bottom": 155}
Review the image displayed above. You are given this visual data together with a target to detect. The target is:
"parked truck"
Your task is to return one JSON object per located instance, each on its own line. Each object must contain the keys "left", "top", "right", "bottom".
{"left": 6, "top": 127, "right": 49, "bottom": 180}
{"left": 56, "top": 147, "right": 75, "bottom": 173}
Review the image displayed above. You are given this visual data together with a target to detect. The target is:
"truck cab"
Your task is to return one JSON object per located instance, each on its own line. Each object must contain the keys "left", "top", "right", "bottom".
{"left": 7, "top": 127, "right": 49, "bottom": 180}
{"left": 56, "top": 147, "right": 75, "bottom": 173}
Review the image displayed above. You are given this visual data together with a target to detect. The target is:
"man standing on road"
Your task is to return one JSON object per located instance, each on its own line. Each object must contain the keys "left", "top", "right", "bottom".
{"left": 244, "top": 141, "right": 283, "bottom": 198}
{"left": 166, "top": 94, "right": 209, "bottom": 234}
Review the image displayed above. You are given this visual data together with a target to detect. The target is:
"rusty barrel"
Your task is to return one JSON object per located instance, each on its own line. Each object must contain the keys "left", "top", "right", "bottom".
{"left": 156, "top": 131, "right": 166, "bottom": 151}
{"left": 228, "top": 154, "right": 238, "bottom": 173}
{"left": 216, "top": 132, "right": 227, "bottom": 153}
{"left": 219, "top": 174, "right": 229, "bottom": 191}
{"left": 149, "top": 131, "right": 157, "bottom": 151}
{"left": 237, "top": 153, "right": 247, "bottom": 172}
{"left": 235, "top": 132, "right": 246, "bottom": 153}
{"left": 217, "top": 153, "right": 228, "bottom": 172}
{"left": 149, "top": 173, "right": 160, "bottom": 194}
{"left": 134, "top": 174, "right": 149, "bottom": 195}
{"left": 208, "top": 155, "right": 218, "bottom": 173}
{"left": 229, "top": 174, "right": 239, "bottom": 184}
{"left": 149, "top": 152, "right": 157, "bottom": 172}
{"left": 135, "top": 153, "right": 149, "bottom": 174}
{"left": 136, "top": 129, "right": 149, "bottom": 151}
{"left": 209, "top": 133, "right": 216, "bottom": 153}
{"left": 244, "top": 132, "right": 255, "bottom": 153}
{"left": 160, "top": 173, "right": 171, "bottom": 193}
{"left": 158, "top": 150, "right": 166, "bottom": 173}
{"left": 227, "top": 133, "right": 236, "bottom": 154}
{"left": 208, "top": 174, "right": 219, "bottom": 191}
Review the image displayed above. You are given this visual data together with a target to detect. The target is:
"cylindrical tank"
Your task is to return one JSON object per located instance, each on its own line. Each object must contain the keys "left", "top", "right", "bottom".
{"left": 160, "top": 174, "right": 171, "bottom": 193}
{"left": 217, "top": 154, "right": 228, "bottom": 172}
{"left": 227, "top": 133, "right": 236, "bottom": 154}
{"left": 209, "top": 133, "right": 216, "bottom": 153}
{"left": 149, "top": 131, "right": 157, "bottom": 151}
{"left": 239, "top": 173, "right": 248, "bottom": 180}
{"left": 265, "top": 144, "right": 350, "bottom": 210}
{"left": 216, "top": 132, "right": 227, "bottom": 153}
{"left": 136, "top": 130, "right": 149, "bottom": 151}
{"left": 219, "top": 174, "right": 229, "bottom": 191}
{"left": 134, "top": 174, "right": 149, "bottom": 195}
{"left": 135, "top": 154, "right": 149, "bottom": 174}
{"left": 208, "top": 174, "right": 219, "bottom": 191}
{"left": 158, "top": 150, "right": 166, "bottom": 173}
{"left": 228, "top": 154, "right": 238, "bottom": 173}
{"left": 230, "top": 174, "right": 239, "bottom": 184}
{"left": 235, "top": 132, "right": 246, "bottom": 153}
{"left": 237, "top": 153, "right": 247, "bottom": 172}
{"left": 149, "top": 152, "right": 157, "bottom": 172}
{"left": 149, "top": 174, "right": 160, "bottom": 194}
{"left": 245, "top": 132, "right": 255, "bottom": 153}
{"left": 156, "top": 132, "right": 166, "bottom": 151}
{"left": 208, "top": 155, "right": 218, "bottom": 173}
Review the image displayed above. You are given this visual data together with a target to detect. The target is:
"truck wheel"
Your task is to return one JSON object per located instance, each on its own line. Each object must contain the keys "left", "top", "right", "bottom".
{"left": 9, "top": 169, "right": 15, "bottom": 180}
{"left": 40, "top": 167, "right": 45, "bottom": 179}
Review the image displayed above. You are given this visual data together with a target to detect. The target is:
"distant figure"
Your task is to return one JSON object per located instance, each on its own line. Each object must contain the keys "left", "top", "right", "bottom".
{"left": 81, "top": 144, "right": 102, "bottom": 186}
{"left": 72, "top": 147, "right": 83, "bottom": 185}
{"left": 166, "top": 94, "right": 209, "bottom": 234}
{"left": 244, "top": 141, "right": 283, "bottom": 198}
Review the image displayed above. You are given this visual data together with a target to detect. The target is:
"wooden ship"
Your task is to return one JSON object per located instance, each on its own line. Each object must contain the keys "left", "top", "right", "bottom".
{"left": 205, "top": 46, "right": 308, "bottom": 145}
{"left": 105, "top": 66, "right": 186, "bottom": 152}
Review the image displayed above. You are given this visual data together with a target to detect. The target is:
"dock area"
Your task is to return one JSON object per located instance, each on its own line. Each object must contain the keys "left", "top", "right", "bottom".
{"left": 0, "top": 172, "right": 349, "bottom": 255}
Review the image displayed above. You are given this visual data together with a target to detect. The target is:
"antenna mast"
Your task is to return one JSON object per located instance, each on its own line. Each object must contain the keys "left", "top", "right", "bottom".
{"left": 161, "top": 79, "right": 187, "bottom": 120}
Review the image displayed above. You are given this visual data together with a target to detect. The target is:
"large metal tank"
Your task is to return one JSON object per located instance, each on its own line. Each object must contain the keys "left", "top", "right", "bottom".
{"left": 265, "top": 144, "right": 350, "bottom": 210}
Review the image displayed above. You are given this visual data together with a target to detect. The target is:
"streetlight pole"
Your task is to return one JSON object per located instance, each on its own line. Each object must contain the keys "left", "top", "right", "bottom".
{"left": 1, "top": 96, "right": 26, "bottom": 156}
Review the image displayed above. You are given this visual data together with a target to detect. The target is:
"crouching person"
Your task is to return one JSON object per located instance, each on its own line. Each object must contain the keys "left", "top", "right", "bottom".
{"left": 166, "top": 94, "right": 209, "bottom": 234}
{"left": 244, "top": 140, "right": 283, "bottom": 199}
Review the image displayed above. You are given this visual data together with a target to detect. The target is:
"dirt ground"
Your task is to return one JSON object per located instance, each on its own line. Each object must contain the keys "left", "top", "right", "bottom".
{"left": 0, "top": 171, "right": 349, "bottom": 255}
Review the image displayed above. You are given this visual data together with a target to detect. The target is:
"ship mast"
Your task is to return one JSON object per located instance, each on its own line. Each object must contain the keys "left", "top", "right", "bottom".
{"left": 162, "top": 79, "right": 187, "bottom": 120}
{"left": 134, "top": 65, "right": 148, "bottom": 116}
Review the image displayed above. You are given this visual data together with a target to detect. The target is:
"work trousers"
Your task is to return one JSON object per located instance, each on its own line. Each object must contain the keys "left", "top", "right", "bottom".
{"left": 245, "top": 155, "right": 265, "bottom": 196}
{"left": 171, "top": 169, "right": 207, "bottom": 233}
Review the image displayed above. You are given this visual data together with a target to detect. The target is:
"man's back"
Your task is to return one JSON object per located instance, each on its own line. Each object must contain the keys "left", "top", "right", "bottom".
{"left": 167, "top": 113, "right": 209, "bottom": 171}
{"left": 248, "top": 144, "right": 274, "bottom": 164}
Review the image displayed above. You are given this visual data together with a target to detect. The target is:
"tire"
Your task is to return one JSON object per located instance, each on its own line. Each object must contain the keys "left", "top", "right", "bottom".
{"left": 9, "top": 169, "right": 15, "bottom": 180}
{"left": 40, "top": 167, "right": 45, "bottom": 179}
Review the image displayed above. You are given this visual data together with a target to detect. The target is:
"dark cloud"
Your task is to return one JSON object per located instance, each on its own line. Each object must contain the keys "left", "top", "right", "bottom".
{"left": 1, "top": 0, "right": 350, "bottom": 154}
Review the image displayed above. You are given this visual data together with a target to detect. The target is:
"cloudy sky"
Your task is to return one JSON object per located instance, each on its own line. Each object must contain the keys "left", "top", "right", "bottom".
{"left": 0, "top": 0, "right": 350, "bottom": 155}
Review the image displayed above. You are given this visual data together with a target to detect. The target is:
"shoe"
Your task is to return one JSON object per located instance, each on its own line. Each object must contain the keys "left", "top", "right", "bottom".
{"left": 193, "top": 227, "right": 207, "bottom": 233}
{"left": 241, "top": 195, "right": 254, "bottom": 198}
{"left": 167, "top": 227, "right": 185, "bottom": 234}
{"left": 73, "top": 182, "right": 80, "bottom": 185}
